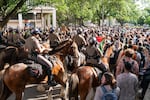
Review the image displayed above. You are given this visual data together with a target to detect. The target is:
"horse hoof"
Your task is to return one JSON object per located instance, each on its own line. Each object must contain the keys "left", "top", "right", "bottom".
{"left": 36, "top": 84, "right": 45, "bottom": 92}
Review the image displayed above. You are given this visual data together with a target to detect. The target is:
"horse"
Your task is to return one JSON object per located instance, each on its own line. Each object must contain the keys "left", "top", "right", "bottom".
{"left": 101, "top": 42, "right": 115, "bottom": 71}
{"left": 0, "top": 46, "right": 28, "bottom": 70}
{"left": 0, "top": 39, "right": 78, "bottom": 100}
{"left": 65, "top": 41, "right": 86, "bottom": 72}
{"left": 68, "top": 43, "right": 114, "bottom": 100}
{"left": 107, "top": 41, "right": 122, "bottom": 74}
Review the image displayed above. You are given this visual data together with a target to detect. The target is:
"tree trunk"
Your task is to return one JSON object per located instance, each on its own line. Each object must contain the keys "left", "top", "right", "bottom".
{"left": 0, "top": 0, "right": 26, "bottom": 30}
{"left": 117, "top": 19, "right": 124, "bottom": 26}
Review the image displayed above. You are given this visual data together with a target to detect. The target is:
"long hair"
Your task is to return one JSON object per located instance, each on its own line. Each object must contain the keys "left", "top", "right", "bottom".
{"left": 103, "top": 72, "right": 116, "bottom": 89}
{"left": 124, "top": 48, "right": 134, "bottom": 57}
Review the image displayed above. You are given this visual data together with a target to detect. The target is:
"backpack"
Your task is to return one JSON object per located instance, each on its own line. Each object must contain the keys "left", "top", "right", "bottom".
{"left": 101, "top": 86, "right": 118, "bottom": 100}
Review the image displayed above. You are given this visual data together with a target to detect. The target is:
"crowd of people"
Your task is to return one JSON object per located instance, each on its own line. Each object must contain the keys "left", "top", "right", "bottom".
{"left": 0, "top": 25, "right": 150, "bottom": 100}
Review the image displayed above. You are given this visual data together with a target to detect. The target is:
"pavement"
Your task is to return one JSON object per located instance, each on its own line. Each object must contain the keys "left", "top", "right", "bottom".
{"left": 7, "top": 84, "right": 62, "bottom": 100}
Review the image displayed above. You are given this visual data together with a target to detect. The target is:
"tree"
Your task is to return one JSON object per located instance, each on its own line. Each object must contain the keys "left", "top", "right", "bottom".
{"left": 67, "top": 0, "right": 93, "bottom": 26}
{"left": 0, "top": 0, "right": 27, "bottom": 30}
{"left": 114, "top": 0, "right": 140, "bottom": 26}
{"left": 137, "top": 6, "right": 150, "bottom": 25}
{"left": 89, "top": 0, "right": 129, "bottom": 26}
{"left": 144, "top": 16, "right": 150, "bottom": 25}
{"left": 144, "top": 7, "right": 150, "bottom": 25}
{"left": 0, "top": 0, "right": 146, "bottom": 29}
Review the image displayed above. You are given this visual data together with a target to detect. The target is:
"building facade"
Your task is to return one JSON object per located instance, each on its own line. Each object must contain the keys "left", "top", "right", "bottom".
{"left": 7, "top": 6, "right": 56, "bottom": 30}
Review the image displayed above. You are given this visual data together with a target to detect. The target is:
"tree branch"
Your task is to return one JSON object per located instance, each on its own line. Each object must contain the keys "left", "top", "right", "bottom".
{"left": 0, "top": 0, "right": 26, "bottom": 29}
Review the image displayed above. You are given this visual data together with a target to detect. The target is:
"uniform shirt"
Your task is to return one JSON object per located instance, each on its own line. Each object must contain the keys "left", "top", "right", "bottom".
{"left": 85, "top": 45, "right": 101, "bottom": 65}
{"left": 24, "top": 36, "right": 42, "bottom": 54}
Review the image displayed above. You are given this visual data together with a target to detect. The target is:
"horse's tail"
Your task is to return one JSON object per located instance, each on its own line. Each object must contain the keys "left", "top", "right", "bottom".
{"left": 69, "top": 73, "right": 79, "bottom": 100}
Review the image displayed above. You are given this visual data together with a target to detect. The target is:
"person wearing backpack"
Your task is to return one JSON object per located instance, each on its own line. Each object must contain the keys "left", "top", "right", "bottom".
{"left": 116, "top": 48, "right": 139, "bottom": 77}
{"left": 94, "top": 72, "right": 120, "bottom": 100}
{"left": 116, "top": 61, "right": 138, "bottom": 100}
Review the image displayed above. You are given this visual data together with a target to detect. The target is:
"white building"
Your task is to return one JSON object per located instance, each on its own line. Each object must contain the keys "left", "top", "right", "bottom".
{"left": 7, "top": 6, "right": 56, "bottom": 30}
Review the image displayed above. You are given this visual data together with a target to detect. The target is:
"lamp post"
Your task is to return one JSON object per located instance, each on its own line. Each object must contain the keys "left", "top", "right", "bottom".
{"left": 40, "top": 6, "right": 43, "bottom": 29}
{"left": 33, "top": 11, "right": 36, "bottom": 28}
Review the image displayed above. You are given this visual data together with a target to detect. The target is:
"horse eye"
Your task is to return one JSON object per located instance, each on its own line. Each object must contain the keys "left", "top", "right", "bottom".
{"left": 71, "top": 46, "right": 74, "bottom": 48}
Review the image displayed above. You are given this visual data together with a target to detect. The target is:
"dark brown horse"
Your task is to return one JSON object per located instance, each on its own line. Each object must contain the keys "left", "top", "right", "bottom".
{"left": 0, "top": 46, "right": 28, "bottom": 70}
{"left": 68, "top": 44, "right": 114, "bottom": 100}
{"left": 0, "top": 39, "right": 77, "bottom": 100}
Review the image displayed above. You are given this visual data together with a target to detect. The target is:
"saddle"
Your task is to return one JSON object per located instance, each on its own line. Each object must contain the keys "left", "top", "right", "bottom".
{"left": 20, "top": 55, "right": 58, "bottom": 78}
{"left": 0, "top": 45, "right": 6, "bottom": 51}
{"left": 87, "top": 63, "right": 103, "bottom": 81}
{"left": 20, "top": 59, "right": 43, "bottom": 78}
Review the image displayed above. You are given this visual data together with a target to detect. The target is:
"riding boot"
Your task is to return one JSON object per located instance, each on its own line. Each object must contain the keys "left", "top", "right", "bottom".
{"left": 47, "top": 69, "right": 57, "bottom": 86}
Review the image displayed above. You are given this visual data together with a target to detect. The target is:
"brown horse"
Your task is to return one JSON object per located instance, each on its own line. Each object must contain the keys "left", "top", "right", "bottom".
{"left": 101, "top": 43, "right": 115, "bottom": 71}
{"left": 69, "top": 66, "right": 99, "bottom": 100}
{"left": 0, "top": 46, "right": 28, "bottom": 70}
{"left": 65, "top": 40, "right": 86, "bottom": 72}
{"left": 68, "top": 43, "right": 114, "bottom": 100}
{"left": 0, "top": 39, "right": 77, "bottom": 100}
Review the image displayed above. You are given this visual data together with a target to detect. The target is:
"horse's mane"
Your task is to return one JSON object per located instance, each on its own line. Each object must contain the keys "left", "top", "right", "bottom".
{"left": 49, "top": 39, "right": 73, "bottom": 55}
{"left": 103, "top": 42, "right": 114, "bottom": 56}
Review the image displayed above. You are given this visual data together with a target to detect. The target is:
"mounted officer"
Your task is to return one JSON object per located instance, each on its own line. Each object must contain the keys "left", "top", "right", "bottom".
{"left": 49, "top": 27, "right": 61, "bottom": 50}
{"left": 83, "top": 37, "right": 107, "bottom": 72}
{"left": 73, "top": 28, "right": 87, "bottom": 51}
{"left": 24, "top": 28, "right": 57, "bottom": 86}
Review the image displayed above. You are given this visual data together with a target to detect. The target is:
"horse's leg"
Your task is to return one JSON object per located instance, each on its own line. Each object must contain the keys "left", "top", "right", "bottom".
{"left": 80, "top": 74, "right": 94, "bottom": 100}
{"left": 0, "top": 84, "right": 12, "bottom": 100}
{"left": 60, "top": 79, "right": 69, "bottom": 100}
{"left": 79, "top": 84, "right": 89, "bottom": 100}
{"left": 64, "top": 79, "right": 69, "bottom": 100}
{"left": 69, "top": 74, "right": 79, "bottom": 100}
{"left": 80, "top": 91, "right": 88, "bottom": 100}
{"left": 86, "top": 88, "right": 95, "bottom": 100}
{"left": 60, "top": 85, "right": 67, "bottom": 100}
{"left": 47, "top": 87, "right": 53, "bottom": 100}
{"left": 15, "top": 91, "right": 24, "bottom": 100}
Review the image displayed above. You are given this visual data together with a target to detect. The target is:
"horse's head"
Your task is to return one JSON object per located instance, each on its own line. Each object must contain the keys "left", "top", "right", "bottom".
{"left": 101, "top": 43, "right": 114, "bottom": 71}
{"left": 104, "top": 43, "right": 114, "bottom": 58}
{"left": 67, "top": 40, "right": 79, "bottom": 57}
{"left": 51, "top": 58, "right": 68, "bottom": 86}
{"left": 0, "top": 46, "right": 18, "bottom": 70}
{"left": 50, "top": 39, "right": 79, "bottom": 57}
